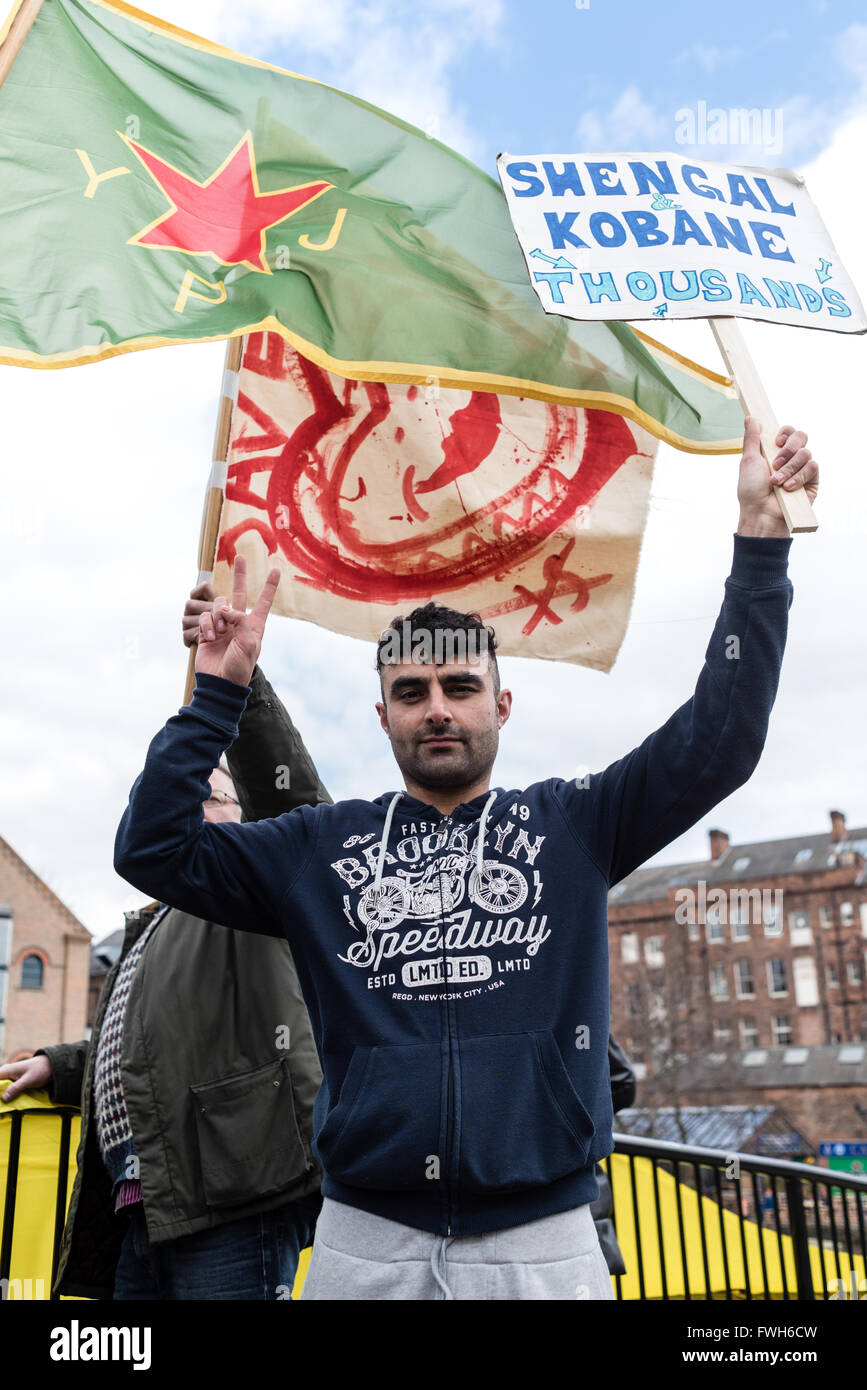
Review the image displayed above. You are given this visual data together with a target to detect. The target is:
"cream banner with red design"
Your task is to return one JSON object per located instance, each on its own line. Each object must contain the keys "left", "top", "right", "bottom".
{"left": 214, "top": 333, "right": 658, "bottom": 670}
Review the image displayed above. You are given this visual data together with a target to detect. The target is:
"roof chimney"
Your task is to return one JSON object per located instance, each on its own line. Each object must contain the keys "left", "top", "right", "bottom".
{"left": 709, "top": 829, "right": 730, "bottom": 862}
{"left": 830, "top": 810, "right": 846, "bottom": 843}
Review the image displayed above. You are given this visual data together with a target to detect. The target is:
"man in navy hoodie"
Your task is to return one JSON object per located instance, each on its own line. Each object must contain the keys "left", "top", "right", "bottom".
{"left": 115, "top": 417, "right": 817, "bottom": 1299}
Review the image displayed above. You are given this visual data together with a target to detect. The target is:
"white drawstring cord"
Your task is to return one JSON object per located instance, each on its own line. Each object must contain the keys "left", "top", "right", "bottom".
{"left": 374, "top": 791, "right": 403, "bottom": 894}
{"left": 475, "top": 789, "right": 497, "bottom": 875}
{"left": 430, "top": 1236, "right": 454, "bottom": 1298}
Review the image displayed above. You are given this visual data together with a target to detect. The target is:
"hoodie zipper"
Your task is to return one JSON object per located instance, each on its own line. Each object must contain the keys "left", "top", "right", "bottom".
{"left": 375, "top": 793, "right": 498, "bottom": 1239}
{"left": 436, "top": 815, "right": 455, "bottom": 1237}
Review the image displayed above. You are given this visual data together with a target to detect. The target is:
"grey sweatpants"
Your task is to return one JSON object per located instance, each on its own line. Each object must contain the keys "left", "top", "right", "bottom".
{"left": 300, "top": 1197, "right": 615, "bottom": 1300}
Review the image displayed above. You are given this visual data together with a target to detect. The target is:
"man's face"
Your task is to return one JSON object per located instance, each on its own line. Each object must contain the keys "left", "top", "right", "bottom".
{"left": 376, "top": 655, "right": 512, "bottom": 793}
{"left": 203, "top": 767, "right": 241, "bottom": 824}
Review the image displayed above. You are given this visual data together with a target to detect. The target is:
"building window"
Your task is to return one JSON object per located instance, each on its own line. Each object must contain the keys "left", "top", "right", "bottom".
{"left": 649, "top": 990, "right": 666, "bottom": 1023}
{"left": 841, "top": 902, "right": 855, "bottom": 926}
{"left": 767, "top": 958, "right": 788, "bottom": 997}
{"left": 773, "top": 1014, "right": 792, "bottom": 1046}
{"left": 621, "top": 932, "right": 639, "bottom": 964}
{"left": 826, "top": 962, "right": 839, "bottom": 988}
{"left": 763, "top": 900, "right": 783, "bottom": 937}
{"left": 644, "top": 936, "right": 664, "bottom": 969}
{"left": 731, "top": 906, "right": 750, "bottom": 940}
{"left": 861, "top": 903, "right": 867, "bottom": 938}
{"left": 792, "top": 956, "right": 819, "bottom": 1008}
{"left": 20, "top": 954, "right": 44, "bottom": 989}
{"left": 706, "top": 909, "right": 724, "bottom": 943}
{"left": 713, "top": 1021, "right": 732, "bottom": 1046}
{"left": 625, "top": 981, "right": 641, "bottom": 1016}
{"left": 847, "top": 960, "right": 862, "bottom": 987}
{"left": 794, "top": 848, "right": 813, "bottom": 865}
{"left": 734, "top": 960, "right": 755, "bottom": 998}
{"left": 739, "top": 1017, "right": 759, "bottom": 1048}
{"left": 819, "top": 906, "right": 832, "bottom": 929}
{"left": 789, "top": 911, "right": 812, "bottom": 947}
{"left": 733, "top": 856, "right": 751, "bottom": 871}
{"left": 709, "top": 963, "right": 729, "bottom": 1000}
{"left": 688, "top": 919, "right": 700, "bottom": 942}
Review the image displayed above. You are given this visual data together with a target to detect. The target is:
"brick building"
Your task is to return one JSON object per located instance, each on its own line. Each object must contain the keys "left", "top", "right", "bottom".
{"left": 0, "top": 834, "right": 91, "bottom": 1061}
{"left": 608, "top": 811, "right": 867, "bottom": 1144}
{"left": 645, "top": 1046, "right": 867, "bottom": 1154}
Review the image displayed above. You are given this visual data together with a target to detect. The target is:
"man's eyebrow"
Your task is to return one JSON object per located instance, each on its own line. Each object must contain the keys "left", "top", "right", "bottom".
{"left": 389, "top": 674, "right": 431, "bottom": 694}
{"left": 439, "top": 670, "right": 485, "bottom": 687}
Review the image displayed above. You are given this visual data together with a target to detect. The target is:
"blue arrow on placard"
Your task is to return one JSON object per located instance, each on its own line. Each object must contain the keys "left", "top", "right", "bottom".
{"left": 816, "top": 258, "right": 833, "bottom": 284}
{"left": 530, "top": 248, "right": 576, "bottom": 270}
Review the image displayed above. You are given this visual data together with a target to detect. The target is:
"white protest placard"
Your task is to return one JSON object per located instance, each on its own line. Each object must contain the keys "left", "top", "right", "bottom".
{"left": 497, "top": 152, "right": 865, "bottom": 333}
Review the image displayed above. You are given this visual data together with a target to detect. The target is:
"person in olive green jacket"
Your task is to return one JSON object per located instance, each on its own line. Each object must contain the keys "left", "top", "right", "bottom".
{"left": 0, "top": 585, "right": 330, "bottom": 1300}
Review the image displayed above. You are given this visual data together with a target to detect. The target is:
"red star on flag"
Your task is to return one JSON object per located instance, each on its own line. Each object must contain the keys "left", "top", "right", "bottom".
{"left": 122, "top": 130, "right": 332, "bottom": 273}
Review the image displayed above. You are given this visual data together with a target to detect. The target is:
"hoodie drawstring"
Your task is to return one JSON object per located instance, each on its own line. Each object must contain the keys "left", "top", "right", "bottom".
{"left": 430, "top": 1236, "right": 455, "bottom": 1299}
{"left": 376, "top": 788, "right": 497, "bottom": 890}
{"left": 475, "top": 789, "right": 497, "bottom": 876}
{"left": 374, "top": 791, "right": 403, "bottom": 895}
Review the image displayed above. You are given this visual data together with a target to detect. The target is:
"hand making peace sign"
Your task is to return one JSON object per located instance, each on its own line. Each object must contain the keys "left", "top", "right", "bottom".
{"left": 195, "top": 556, "right": 281, "bottom": 687}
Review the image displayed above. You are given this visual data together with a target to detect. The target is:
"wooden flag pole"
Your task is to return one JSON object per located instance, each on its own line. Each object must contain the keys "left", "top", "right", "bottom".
{"left": 710, "top": 318, "right": 818, "bottom": 534}
{"left": 0, "top": 0, "right": 45, "bottom": 90}
{"left": 183, "top": 334, "right": 244, "bottom": 704}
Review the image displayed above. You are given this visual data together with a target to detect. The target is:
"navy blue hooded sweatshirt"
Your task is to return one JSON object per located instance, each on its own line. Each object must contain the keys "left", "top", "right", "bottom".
{"left": 115, "top": 534, "right": 792, "bottom": 1237}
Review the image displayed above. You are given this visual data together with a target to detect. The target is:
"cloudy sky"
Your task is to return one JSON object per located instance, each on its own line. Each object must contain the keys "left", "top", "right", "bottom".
{"left": 1, "top": 0, "right": 865, "bottom": 945}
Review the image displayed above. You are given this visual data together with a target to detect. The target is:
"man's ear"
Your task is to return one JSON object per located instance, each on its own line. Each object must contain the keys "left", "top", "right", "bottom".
{"left": 376, "top": 699, "right": 390, "bottom": 735}
{"left": 496, "top": 688, "right": 513, "bottom": 729}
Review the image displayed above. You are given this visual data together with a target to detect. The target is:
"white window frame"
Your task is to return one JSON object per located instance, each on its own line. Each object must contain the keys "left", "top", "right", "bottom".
{"left": 763, "top": 902, "right": 783, "bottom": 937}
{"left": 767, "top": 958, "right": 788, "bottom": 997}
{"left": 773, "top": 1014, "right": 792, "bottom": 1046}
{"left": 709, "top": 963, "right": 729, "bottom": 1000}
{"left": 734, "top": 959, "right": 755, "bottom": 999}
{"left": 621, "top": 932, "right": 639, "bottom": 964}
{"left": 644, "top": 936, "right": 664, "bottom": 969}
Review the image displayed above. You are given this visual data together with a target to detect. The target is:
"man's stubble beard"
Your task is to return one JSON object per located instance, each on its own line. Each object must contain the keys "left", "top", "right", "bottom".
{"left": 389, "top": 723, "right": 500, "bottom": 793}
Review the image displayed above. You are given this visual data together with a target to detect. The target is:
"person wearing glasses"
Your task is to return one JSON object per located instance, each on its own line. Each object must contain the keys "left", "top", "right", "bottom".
{"left": 0, "top": 584, "right": 329, "bottom": 1300}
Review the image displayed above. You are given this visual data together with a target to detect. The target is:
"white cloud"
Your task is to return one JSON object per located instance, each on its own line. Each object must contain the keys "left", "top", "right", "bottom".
{"left": 836, "top": 22, "right": 867, "bottom": 84}
{"left": 139, "top": 0, "right": 505, "bottom": 162}
{"left": 577, "top": 85, "right": 670, "bottom": 151}
{"left": 675, "top": 42, "right": 742, "bottom": 73}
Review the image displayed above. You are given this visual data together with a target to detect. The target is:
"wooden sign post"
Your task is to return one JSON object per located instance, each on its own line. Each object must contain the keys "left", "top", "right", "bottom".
{"left": 710, "top": 318, "right": 818, "bottom": 533}
{"left": 182, "top": 334, "right": 244, "bottom": 703}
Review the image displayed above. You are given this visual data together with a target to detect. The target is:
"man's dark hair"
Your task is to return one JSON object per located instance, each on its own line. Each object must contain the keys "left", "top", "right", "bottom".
{"left": 376, "top": 602, "right": 500, "bottom": 695}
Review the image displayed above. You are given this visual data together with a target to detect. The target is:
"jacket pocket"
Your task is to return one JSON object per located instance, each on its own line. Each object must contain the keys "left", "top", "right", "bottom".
{"left": 457, "top": 1030, "right": 595, "bottom": 1193}
{"left": 315, "top": 1042, "right": 442, "bottom": 1191}
{"left": 191, "top": 1057, "right": 309, "bottom": 1208}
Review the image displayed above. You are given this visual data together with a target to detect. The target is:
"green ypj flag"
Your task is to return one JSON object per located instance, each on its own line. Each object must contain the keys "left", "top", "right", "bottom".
{"left": 0, "top": 0, "right": 743, "bottom": 452}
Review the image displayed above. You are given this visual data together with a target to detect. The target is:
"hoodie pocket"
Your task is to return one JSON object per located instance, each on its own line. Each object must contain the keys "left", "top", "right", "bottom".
{"left": 191, "top": 1057, "right": 310, "bottom": 1208}
{"left": 457, "top": 1030, "right": 595, "bottom": 1194}
{"left": 315, "top": 1042, "right": 442, "bottom": 1191}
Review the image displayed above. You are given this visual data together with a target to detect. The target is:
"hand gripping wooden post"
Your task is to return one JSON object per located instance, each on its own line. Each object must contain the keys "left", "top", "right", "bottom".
{"left": 183, "top": 334, "right": 245, "bottom": 704}
{"left": 710, "top": 318, "right": 818, "bottom": 534}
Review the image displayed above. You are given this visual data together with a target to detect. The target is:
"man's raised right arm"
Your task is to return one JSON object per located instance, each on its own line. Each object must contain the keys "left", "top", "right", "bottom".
{"left": 115, "top": 558, "right": 314, "bottom": 937}
{"left": 114, "top": 673, "right": 316, "bottom": 937}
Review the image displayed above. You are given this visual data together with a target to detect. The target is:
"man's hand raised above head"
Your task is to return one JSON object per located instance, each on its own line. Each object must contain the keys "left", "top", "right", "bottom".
{"left": 737, "top": 417, "right": 819, "bottom": 538}
{"left": 195, "top": 557, "right": 281, "bottom": 688}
